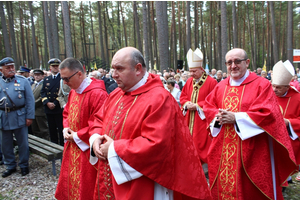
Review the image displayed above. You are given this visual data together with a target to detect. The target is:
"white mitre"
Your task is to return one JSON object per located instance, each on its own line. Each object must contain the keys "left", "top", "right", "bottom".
{"left": 272, "top": 60, "right": 295, "bottom": 85}
{"left": 187, "top": 48, "right": 203, "bottom": 68}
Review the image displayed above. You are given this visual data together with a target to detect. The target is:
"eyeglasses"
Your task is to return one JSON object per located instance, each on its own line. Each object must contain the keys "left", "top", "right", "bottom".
{"left": 61, "top": 71, "right": 79, "bottom": 82}
{"left": 225, "top": 58, "right": 247, "bottom": 66}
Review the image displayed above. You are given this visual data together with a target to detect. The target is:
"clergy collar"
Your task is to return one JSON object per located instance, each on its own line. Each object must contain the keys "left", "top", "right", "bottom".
{"left": 280, "top": 91, "right": 288, "bottom": 97}
{"left": 75, "top": 77, "right": 92, "bottom": 94}
{"left": 127, "top": 72, "right": 149, "bottom": 92}
{"left": 229, "top": 70, "right": 249, "bottom": 86}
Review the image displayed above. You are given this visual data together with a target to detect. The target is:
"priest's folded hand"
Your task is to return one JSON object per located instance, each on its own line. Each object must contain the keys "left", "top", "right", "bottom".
{"left": 99, "top": 135, "right": 113, "bottom": 160}
{"left": 218, "top": 109, "right": 236, "bottom": 125}
{"left": 92, "top": 136, "right": 103, "bottom": 159}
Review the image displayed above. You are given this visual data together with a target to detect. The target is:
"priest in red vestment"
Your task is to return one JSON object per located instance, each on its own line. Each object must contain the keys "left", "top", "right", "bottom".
{"left": 203, "top": 48, "right": 297, "bottom": 200}
{"left": 89, "top": 47, "right": 212, "bottom": 200}
{"left": 180, "top": 48, "right": 217, "bottom": 163}
{"left": 55, "top": 58, "right": 108, "bottom": 200}
{"left": 272, "top": 60, "right": 300, "bottom": 180}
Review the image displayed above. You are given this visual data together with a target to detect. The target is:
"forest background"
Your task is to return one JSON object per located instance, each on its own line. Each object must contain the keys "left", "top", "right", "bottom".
{"left": 0, "top": 1, "right": 300, "bottom": 73}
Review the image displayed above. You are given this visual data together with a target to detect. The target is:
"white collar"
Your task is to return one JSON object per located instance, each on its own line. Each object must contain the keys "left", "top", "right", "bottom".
{"left": 230, "top": 70, "right": 249, "bottom": 86}
{"left": 52, "top": 73, "right": 59, "bottom": 78}
{"left": 281, "top": 91, "right": 288, "bottom": 97}
{"left": 75, "top": 77, "right": 92, "bottom": 94}
{"left": 127, "top": 72, "right": 149, "bottom": 92}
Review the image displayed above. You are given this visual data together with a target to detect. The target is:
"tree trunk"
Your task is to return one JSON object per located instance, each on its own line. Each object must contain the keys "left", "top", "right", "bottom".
{"left": 147, "top": 1, "right": 153, "bottom": 70}
{"left": 142, "top": 1, "right": 149, "bottom": 70}
{"left": 116, "top": 2, "right": 121, "bottom": 48}
{"left": 80, "top": 2, "right": 87, "bottom": 67}
{"left": 103, "top": 2, "right": 109, "bottom": 65}
{"left": 194, "top": 1, "right": 198, "bottom": 49}
{"left": 246, "top": 2, "right": 254, "bottom": 70}
{"left": 133, "top": 1, "right": 143, "bottom": 53}
{"left": 43, "top": 2, "right": 53, "bottom": 59}
{"left": 177, "top": 2, "right": 182, "bottom": 60}
{"left": 217, "top": 2, "right": 222, "bottom": 70}
{"left": 25, "top": 13, "right": 32, "bottom": 68}
{"left": 72, "top": 9, "right": 77, "bottom": 58}
{"left": 151, "top": 2, "right": 158, "bottom": 70}
{"left": 29, "top": 1, "right": 40, "bottom": 68}
{"left": 186, "top": 1, "right": 191, "bottom": 52}
{"left": 269, "top": 2, "right": 279, "bottom": 63}
{"left": 209, "top": 2, "right": 213, "bottom": 70}
{"left": 213, "top": 2, "right": 216, "bottom": 69}
{"left": 221, "top": 1, "right": 227, "bottom": 72}
{"left": 19, "top": 2, "right": 26, "bottom": 64}
{"left": 49, "top": 1, "right": 60, "bottom": 58}
{"left": 97, "top": 2, "right": 105, "bottom": 63}
{"left": 105, "top": 4, "right": 117, "bottom": 52}
{"left": 61, "top": 1, "right": 73, "bottom": 58}
{"left": 232, "top": 1, "right": 238, "bottom": 48}
{"left": 286, "top": 1, "right": 293, "bottom": 63}
{"left": 200, "top": 2, "right": 206, "bottom": 69}
{"left": 253, "top": 2, "right": 257, "bottom": 67}
{"left": 0, "top": 2, "right": 11, "bottom": 57}
{"left": 120, "top": 2, "right": 128, "bottom": 47}
{"left": 89, "top": 2, "right": 96, "bottom": 59}
{"left": 171, "top": 1, "right": 177, "bottom": 70}
{"left": 267, "top": 3, "right": 270, "bottom": 69}
{"left": 155, "top": 1, "right": 169, "bottom": 72}
{"left": 262, "top": 3, "right": 265, "bottom": 69}
{"left": 6, "top": 2, "right": 19, "bottom": 67}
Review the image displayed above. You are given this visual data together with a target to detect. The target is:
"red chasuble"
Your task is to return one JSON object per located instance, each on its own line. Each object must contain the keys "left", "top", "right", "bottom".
{"left": 276, "top": 87, "right": 300, "bottom": 165}
{"left": 55, "top": 79, "right": 108, "bottom": 200}
{"left": 204, "top": 73, "right": 297, "bottom": 200}
{"left": 180, "top": 72, "right": 217, "bottom": 163}
{"left": 90, "top": 73, "right": 212, "bottom": 200}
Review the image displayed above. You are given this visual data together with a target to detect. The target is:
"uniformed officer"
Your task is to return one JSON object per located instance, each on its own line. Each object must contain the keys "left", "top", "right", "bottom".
{"left": 41, "top": 58, "right": 64, "bottom": 146}
{"left": 0, "top": 57, "right": 35, "bottom": 177}
{"left": 18, "top": 66, "right": 34, "bottom": 85}
{"left": 31, "top": 69, "right": 49, "bottom": 140}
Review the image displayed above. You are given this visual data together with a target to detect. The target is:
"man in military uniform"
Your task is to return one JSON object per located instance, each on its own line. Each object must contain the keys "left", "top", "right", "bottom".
{"left": 0, "top": 57, "right": 35, "bottom": 177}
{"left": 18, "top": 66, "right": 34, "bottom": 85}
{"left": 41, "top": 58, "right": 64, "bottom": 146}
{"left": 31, "top": 69, "right": 49, "bottom": 140}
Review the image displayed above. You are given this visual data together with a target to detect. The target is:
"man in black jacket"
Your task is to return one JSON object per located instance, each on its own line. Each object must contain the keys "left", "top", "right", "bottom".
{"left": 41, "top": 58, "right": 64, "bottom": 146}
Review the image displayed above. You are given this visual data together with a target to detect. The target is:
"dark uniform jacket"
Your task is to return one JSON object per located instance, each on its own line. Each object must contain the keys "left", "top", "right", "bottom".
{"left": 40, "top": 74, "right": 63, "bottom": 114}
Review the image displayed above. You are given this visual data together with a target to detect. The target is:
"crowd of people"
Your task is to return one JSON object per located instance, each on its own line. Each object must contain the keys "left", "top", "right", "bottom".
{"left": 0, "top": 46, "right": 299, "bottom": 200}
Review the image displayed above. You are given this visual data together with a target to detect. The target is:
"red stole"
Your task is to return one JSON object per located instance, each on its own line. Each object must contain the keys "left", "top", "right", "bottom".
{"left": 94, "top": 95, "right": 138, "bottom": 200}
{"left": 216, "top": 85, "right": 245, "bottom": 199}
{"left": 67, "top": 94, "right": 83, "bottom": 199}
{"left": 56, "top": 93, "right": 97, "bottom": 200}
{"left": 188, "top": 72, "right": 208, "bottom": 133}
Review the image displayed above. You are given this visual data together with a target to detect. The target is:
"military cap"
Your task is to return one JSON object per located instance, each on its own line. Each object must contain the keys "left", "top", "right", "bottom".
{"left": 0, "top": 57, "right": 14, "bottom": 66}
{"left": 48, "top": 58, "right": 61, "bottom": 66}
{"left": 33, "top": 69, "right": 44, "bottom": 75}
{"left": 19, "top": 66, "right": 31, "bottom": 73}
